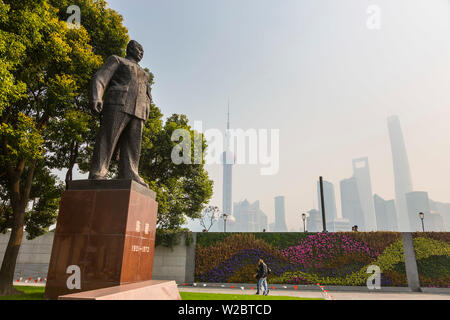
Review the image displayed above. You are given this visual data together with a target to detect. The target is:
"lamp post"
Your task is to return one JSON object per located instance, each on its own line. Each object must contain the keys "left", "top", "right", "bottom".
{"left": 301, "top": 213, "right": 306, "bottom": 232}
{"left": 222, "top": 213, "right": 228, "bottom": 233}
{"left": 419, "top": 212, "right": 425, "bottom": 232}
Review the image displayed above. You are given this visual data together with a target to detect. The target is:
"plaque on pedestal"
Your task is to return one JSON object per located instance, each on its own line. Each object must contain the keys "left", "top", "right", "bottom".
{"left": 44, "top": 180, "right": 158, "bottom": 300}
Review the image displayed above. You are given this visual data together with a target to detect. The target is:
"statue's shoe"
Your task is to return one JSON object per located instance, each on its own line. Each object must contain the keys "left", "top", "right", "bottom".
{"left": 133, "top": 176, "right": 149, "bottom": 189}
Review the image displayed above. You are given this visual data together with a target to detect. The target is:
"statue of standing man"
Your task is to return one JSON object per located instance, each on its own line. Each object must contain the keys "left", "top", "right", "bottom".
{"left": 89, "top": 40, "right": 152, "bottom": 188}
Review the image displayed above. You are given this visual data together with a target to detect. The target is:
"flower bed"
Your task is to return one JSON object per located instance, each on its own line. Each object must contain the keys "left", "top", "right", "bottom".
{"left": 195, "top": 232, "right": 409, "bottom": 286}
{"left": 412, "top": 232, "right": 450, "bottom": 288}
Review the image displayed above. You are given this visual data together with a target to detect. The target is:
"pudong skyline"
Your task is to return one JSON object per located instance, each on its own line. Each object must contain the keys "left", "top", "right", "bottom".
{"left": 213, "top": 113, "right": 449, "bottom": 232}
{"left": 101, "top": 0, "right": 450, "bottom": 232}
{"left": 188, "top": 111, "right": 449, "bottom": 232}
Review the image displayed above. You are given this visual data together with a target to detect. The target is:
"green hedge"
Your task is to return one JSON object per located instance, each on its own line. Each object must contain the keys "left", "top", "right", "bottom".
{"left": 196, "top": 232, "right": 312, "bottom": 249}
{"left": 155, "top": 229, "right": 193, "bottom": 249}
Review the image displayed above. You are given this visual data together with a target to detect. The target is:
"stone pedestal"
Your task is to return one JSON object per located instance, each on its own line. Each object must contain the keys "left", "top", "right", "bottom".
{"left": 44, "top": 180, "right": 158, "bottom": 300}
{"left": 58, "top": 280, "right": 181, "bottom": 300}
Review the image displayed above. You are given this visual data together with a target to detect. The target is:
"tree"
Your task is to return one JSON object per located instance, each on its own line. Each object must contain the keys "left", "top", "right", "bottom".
{"left": 0, "top": 0, "right": 213, "bottom": 296}
{"left": 0, "top": 0, "right": 126, "bottom": 295}
{"left": 1, "top": 163, "right": 64, "bottom": 236}
{"left": 199, "top": 206, "right": 220, "bottom": 232}
{"left": 140, "top": 110, "right": 214, "bottom": 230}
{"left": 47, "top": 0, "right": 129, "bottom": 186}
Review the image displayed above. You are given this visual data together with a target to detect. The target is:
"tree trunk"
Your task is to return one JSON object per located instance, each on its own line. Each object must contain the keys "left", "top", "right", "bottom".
{"left": 65, "top": 142, "right": 78, "bottom": 189}
{"left": 0, "top": 186, "right": 24, "bottom": 296}
{"left": 0, "top": 219, "right": 23, "bottom": 296}
{"left": 0, "top": 160, "right": 36, "bottom": 296}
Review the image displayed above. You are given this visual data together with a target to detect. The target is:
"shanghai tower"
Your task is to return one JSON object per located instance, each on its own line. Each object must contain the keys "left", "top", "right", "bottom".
{"left": 387, "top": 115, "right": 413, "bottom": 231}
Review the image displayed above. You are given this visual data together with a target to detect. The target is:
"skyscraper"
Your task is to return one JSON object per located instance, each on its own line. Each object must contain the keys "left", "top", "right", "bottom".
{"left": 429, "top": 200, "right": 450, "bottom": 231}
{"left": 332, "top": 218, "right": 351, "bottom": 232}
{"left": 373, "top": 194, "right": 398, "bottom": 231}
{"left": 352, "top": 157, "right": 377, "bottom": 231}
{"left": 317, "top": 180, "right": 338, "bottom": 232}
{"left": 274, "top": 196, "right": 288, "bottom": 232}
{"left": 340, "top": 177, "right": 365, "bottom": 230}
{"left": 387, "top": 115, "right": 413, "bottom": 231}
{"left": 306, "top": 209, "right": 322, "bottom": 232}
{"left": 405, "top": 191, "right": 430, "bottom": 232}
{"left": 233, "top": 199, "right": 268, "bottom": 232}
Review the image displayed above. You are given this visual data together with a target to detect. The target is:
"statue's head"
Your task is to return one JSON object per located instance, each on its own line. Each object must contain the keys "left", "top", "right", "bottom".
{"left": 126, "top": 40, "right": 144, "bottom": 62}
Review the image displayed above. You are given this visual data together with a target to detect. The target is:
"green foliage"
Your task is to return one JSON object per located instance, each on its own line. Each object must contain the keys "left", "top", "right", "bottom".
{"left": 1, "top": 287, "right": 323, "bottom": 300}
{"left": 196, "top": 232, "right": 312, "bottom": 249}
{"left": 0, "top": 162, "right": 63, "bottom": 238}
{"left": 0, "top": 0, "right": 130, "bottom": 292}
{"left": 155, "top": 228, "right": 193, "bottom": 249}
{"left": 140, "top": 112, "right": 213, "bottom": 230}
{"left": 411, "top": 234, "right": 450, "bottom": 287}
{"left": 197, "top": 232, "right": 233, "bottom": 248}
{"left": 0, "top": 0, "right": 128, "bottom": 244}
{"left": 24, "top": 164, "right": 64, "bottom": 239}
{"left": 0, "top": 286, "right": 45, "bottom": 300}
{"left": 0, "top": 0, "right": 211, "bottom": 295}
{"left": 50, "top": 0, "right": 129, "bottom": 60}
{"left": 253, "top": 232, "right": 312, "bottom": 249}
{"left": 180, "top": 292, "right": 321, "bottom": 301}
{"left": 412, "top": 232, "right": 450, "bottom": 244}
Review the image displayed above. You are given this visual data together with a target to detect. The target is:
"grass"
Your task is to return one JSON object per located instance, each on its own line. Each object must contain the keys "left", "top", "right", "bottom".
{"left": 180, "top": 292, "right": 322, "bottom": 300}
{"left": 0, "top": 286, "right": 322, "bottom": 300}
{"left": 0, "top": 286, "right": 45, "bottom": 300}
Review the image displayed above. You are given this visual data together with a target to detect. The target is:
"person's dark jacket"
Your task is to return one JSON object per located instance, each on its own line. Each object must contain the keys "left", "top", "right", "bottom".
{"left": 256, "top": 262, "right": 268, "bottom": 280}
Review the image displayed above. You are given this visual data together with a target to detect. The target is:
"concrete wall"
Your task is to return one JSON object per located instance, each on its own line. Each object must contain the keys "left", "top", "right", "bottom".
{"left": 0, "top": 231, "right": 53, "bottom": 280}
{"left": 0, "top": 231, "right": 195, "bottom": 283}
{"left": 152, "top": 233, "right": 196, "bottom": 284}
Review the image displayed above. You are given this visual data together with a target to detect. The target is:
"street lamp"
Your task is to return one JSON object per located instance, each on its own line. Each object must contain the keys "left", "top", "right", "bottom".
{"left": 222, "top": 213, "right": 228, "bottom": 233}
{"left": 301, "top": 213, "right": 306, "bottom": 232}
{"left": 419, "top": 212, "right": 425, "bottom": 232}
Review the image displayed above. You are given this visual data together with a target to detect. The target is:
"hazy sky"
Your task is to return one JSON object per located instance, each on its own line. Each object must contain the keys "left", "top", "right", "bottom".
{"left": 88, "top": 0, "right": 450, "bottom": 230}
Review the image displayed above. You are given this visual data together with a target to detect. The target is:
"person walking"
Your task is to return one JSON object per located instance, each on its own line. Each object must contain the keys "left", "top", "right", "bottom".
{"left": 254, "top": 258, "right": 269, "bottom": 295}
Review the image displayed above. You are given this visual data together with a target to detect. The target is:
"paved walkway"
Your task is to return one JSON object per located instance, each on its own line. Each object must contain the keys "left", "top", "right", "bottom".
{"left": 13, "top": 282, "right": 450, "bottom": 300}
{"left": 178, "top": 287, "right": 450, "bottom": 300}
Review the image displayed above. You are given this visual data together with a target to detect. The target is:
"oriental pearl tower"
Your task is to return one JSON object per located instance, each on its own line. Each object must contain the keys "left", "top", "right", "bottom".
{"left": 219, "top": 104, "right": 236, "bottom": 231}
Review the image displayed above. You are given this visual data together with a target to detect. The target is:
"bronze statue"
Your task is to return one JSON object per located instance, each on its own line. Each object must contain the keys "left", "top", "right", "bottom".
{"left": 89, "top": 40, "right": 152, "bottom": 188}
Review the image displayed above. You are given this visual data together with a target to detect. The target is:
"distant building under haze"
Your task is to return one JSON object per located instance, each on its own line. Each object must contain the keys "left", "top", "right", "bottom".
{"left": 273, "top": 196, "right": 288, "bottom": 232}
{"left": 233, "top": 199, "right": 268, "bottom": 232}
{"left": 373, "top": 194, "right": 398, "bottom": 231}
{"left": 317, "top": 180, "right": 338, "bottom": 232}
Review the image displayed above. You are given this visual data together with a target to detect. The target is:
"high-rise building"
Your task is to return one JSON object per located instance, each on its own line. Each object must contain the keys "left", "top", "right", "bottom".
{"left": 340, "top": 177, "right": 365, "bottom": 230}
{"left": 317, "top": 180, "right": 338, "bottom": 232}
{"left": 427, "top": 212, "right": 445, "bottom": 232}
{"left": 352, "top": 157, "right": 377, "bottom": 231}
{"left": 306, "top": 209, "right": 322, "bottom": 232}
{"left": 373, "top": 194, "right": 398, "bottom": 231}
{"left": 332, "top": 218, "right": 351, "bottom": 232}
{"left": 405, "top": 191, "right": 430, "bottom": 232}
{"left": 387, "top": 116, "right": 413, "bottom": 231}
{"left": 429, "top": 200, "right": 450, "bottom": 231}
{"left": 233, "top": 199, "right": 268, "bottom": 232}
{"left": 273, "top": 196, "right": 287, "bottom": 232}
{"left": 269, "top": 222, "right": 276, "bottom": 232}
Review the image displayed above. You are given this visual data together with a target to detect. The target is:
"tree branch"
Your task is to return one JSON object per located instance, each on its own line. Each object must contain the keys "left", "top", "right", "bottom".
{"left": 20, "top": 159, "right": 37, "bottom": 211}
